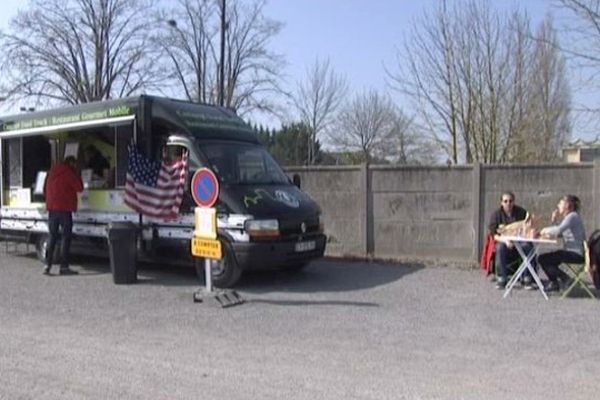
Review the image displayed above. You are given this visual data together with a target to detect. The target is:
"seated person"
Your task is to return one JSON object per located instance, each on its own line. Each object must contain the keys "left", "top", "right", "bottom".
{"left": 489, "top": 191, "right": 535, "bottom": 290}
{"left": 538, "top": 195, "right": 586, "bottom": 292}
{"left": 84, "top": 144, "right": 110, "bottom": 180}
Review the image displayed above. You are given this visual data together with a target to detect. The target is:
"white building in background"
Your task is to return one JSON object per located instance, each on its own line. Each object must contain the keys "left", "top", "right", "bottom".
{"left": 562, "top": 138, "right": 600, "bottom": 163}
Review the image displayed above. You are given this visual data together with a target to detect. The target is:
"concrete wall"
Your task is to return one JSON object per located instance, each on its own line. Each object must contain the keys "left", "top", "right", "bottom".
{"left": 480, "top": 164, "right": 594, "bottom": 244}
{"left": 288, "top": 161, "right": 600, "bottom": 265}
{"left": 370, "top": 166, "right": 474, "bottom": 261}
{"left": 287, "top": 166, "right": 366, "bottom": 257}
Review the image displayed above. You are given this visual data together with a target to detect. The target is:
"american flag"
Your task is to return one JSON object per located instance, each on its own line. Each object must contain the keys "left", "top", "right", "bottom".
{"left": 124, "top": 143, "right": 188, "bottom": 221}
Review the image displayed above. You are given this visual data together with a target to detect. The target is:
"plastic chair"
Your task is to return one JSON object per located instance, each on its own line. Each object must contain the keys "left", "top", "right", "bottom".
{"left": 560, "top": 242, "right": 598, "bottom": 299}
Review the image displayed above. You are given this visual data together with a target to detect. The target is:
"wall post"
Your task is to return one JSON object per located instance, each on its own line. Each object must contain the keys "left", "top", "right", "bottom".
{"left": 594, "top": 160, "right": 600, "bottom": 231}
{"left": 472, "top": 163, "right": 483, "bottom": 261}
{"left": 359, "top": 163, "right": 372, "bottom": 257}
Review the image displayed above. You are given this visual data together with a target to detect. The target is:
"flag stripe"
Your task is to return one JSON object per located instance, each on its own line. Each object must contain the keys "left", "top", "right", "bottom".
{"left": 124, "top": 143, "right": 188, "bottom": 221}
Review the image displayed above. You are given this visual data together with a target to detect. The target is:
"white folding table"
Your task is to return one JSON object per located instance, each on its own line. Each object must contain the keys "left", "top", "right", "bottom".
{"left": 500, "top": 236, "right": 557, "bottom": 301}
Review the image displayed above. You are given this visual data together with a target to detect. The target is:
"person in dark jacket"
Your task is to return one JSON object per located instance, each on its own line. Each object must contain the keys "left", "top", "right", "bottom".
{"left": 488, "top": 191, "right": 534, "bottom": 289}
{"left": 84, "top": 144, "right": 110, "bottom": 179}
{"left": 43, "top": 156, "right": 84, "bottom": 275}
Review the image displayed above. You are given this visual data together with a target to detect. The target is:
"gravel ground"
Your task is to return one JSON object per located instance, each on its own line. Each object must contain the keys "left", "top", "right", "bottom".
{"left": 1, "top": 247, "right": 599, "bottom": 400}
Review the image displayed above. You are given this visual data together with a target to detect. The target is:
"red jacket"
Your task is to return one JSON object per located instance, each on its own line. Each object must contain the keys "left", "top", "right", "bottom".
{"left": 480, "top": 234, "right": 496, "bottom": 276}
{"left": 44, "top": 162, "right": 84, "bottom": 212}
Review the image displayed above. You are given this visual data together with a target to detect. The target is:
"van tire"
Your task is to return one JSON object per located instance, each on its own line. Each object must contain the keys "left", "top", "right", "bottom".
{"left": 35, "top": 235, "right": 61, "bottom": 264}
{"left": 194, "top": 240, "right": 242, "bottom": 288}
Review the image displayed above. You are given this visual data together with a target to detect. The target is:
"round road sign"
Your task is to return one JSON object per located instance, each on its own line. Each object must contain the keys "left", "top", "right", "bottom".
{"left": 191, "top": 168, "right": 220, "bottom": 208}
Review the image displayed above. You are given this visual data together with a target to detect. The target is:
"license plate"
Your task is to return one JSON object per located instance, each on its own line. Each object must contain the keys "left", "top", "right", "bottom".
{"left": 295, "top": 240, "right": 316, "bottom": 252}
{"left": 191, "top": 237, "right": 222, "bottom": 259}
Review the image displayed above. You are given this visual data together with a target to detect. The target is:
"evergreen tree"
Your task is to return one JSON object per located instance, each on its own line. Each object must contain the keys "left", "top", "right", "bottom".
{"left": 269, "top": 122, "right": 323, "bottom": 166}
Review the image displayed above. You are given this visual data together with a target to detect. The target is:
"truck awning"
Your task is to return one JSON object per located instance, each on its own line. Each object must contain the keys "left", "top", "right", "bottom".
{"left": 0, "top": 115, "right": 135, "bottom": 138}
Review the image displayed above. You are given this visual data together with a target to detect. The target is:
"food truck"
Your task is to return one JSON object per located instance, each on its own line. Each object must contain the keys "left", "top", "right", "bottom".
{"left": 0, "top": 96, "right": 326, "bottom": 287}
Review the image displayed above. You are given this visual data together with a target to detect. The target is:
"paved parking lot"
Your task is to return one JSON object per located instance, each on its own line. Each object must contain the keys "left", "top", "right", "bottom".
{"left": 1, "top": 247, "right": 599, "bottom": 400}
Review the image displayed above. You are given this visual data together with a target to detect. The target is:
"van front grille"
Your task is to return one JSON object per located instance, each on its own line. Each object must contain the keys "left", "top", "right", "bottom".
{"left": 278, "top": 215, "right": 320, "bottom": 237}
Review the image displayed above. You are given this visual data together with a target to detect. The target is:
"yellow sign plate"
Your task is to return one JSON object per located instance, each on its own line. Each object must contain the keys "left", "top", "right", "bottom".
{"left": 191, "top": 237, "right": 222, "bottom": 260}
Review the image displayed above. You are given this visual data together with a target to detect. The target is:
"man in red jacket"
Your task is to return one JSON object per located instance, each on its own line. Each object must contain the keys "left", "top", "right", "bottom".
{"left": 43, "top": 156, "right": 84, "bottom": 275}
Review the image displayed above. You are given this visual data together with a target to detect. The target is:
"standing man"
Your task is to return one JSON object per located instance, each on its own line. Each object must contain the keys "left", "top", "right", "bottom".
{"left": 43, "top": 156, "right": 83, "bottom": 275}
{"left": 488, "top": 191, "right": 534, "bottom": 289}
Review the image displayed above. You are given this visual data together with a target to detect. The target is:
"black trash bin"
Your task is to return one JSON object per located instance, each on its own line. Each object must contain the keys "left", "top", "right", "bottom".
{"left": 106, "top": 222, "right": 137, "bottom": 284}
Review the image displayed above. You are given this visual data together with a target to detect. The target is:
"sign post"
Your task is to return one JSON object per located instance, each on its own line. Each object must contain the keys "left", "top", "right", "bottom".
{"left": 190, "top": 168, "right": 243, "bottom": 307}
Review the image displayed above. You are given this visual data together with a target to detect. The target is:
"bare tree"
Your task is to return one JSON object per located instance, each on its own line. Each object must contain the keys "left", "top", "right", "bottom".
{"left": 553, "top": 0, "right": 600, "bottom": 134}
{"left": 388, "top": 0, "right": 571, "bottom": 164}
{"left": 555, "top": 1, "right": 600, "bottom": 73}
{"left": 331, "top": 90, "right": 418, "bottom": 164}
{"left": 293, "top": 58, "right": 348, "bottom": 165}
{"left": 382, "top": 113, "right": 440, "bottom": 165}
{"left": 387, "top": 0, "right": 460, "bottom": 163}
{"left": 157, "top": 0, "right": 284, "bottom": 116}
{"left": 515, "top": 17, "right": 571, "bottom": 162}
{"left": 158, "top": 0, "right": 218, "bottom": 104}
{"left": 0, "top": 0, "right": 162, "bottom": 105}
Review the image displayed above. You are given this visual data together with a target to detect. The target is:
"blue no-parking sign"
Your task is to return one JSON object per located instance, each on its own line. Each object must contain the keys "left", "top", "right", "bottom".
{"left": 190, "top": 168, "right": 220, "bottom": 208}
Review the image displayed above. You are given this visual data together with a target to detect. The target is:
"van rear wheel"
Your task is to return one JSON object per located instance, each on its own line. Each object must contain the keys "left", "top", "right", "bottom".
{"left": 194, "top": 240, "right": 242, "bottom": 288}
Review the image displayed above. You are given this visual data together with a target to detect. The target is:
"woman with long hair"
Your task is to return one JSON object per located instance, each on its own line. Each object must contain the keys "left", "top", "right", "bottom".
{"left": 538, "top": 195, "right": 586, "bottom": 292}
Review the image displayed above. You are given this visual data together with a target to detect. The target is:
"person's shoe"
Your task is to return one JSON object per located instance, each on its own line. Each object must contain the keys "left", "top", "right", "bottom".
{"left": 495, "top": 278, "right": 507, "bottom": 290}
{"left": 59, "top": 268, "right": 78, "bottom": 276}
{"left": 558, "top": 270, "right": 571, "bottom": 284}
{"left": 521, "top": 276, "right": 538, "bottom": 290}
{"left": 42, "top": 265, "right": 51, "bottom": 275}
{"left": 544, "top": 281, "right": 560, "bottom": 292}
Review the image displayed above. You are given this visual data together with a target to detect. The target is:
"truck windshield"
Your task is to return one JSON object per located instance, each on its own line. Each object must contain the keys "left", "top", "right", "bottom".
{"left": 197, "top": 142, "right": 290, "bottom": 185}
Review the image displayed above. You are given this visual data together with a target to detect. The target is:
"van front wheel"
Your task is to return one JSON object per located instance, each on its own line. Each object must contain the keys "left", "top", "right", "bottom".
{"left": 194, "top": 241, "right": 242, "bottom": 288}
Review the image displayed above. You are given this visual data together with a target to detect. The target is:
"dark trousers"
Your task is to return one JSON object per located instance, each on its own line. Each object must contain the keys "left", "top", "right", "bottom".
{"left": 538, "top": 250, "right": 583, "bottom": 283}
{"left": 46, "top": 210, "right": 73, "bottom": 269}
{"left": 495, "top": 242, "right": 535, "bottom": 281}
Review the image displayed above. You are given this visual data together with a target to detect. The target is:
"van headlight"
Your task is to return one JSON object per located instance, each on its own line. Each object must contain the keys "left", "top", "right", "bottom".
{"left": 244, "top": 219, "right": 280, "bottom": 238}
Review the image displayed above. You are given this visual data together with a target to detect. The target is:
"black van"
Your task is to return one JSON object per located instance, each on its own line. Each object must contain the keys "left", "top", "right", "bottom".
{"left": 0, "top": 96, "right": 326, "bottom": 287}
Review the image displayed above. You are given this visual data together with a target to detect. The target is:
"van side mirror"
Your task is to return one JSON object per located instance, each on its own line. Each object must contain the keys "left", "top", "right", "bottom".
{"left": 292, "top": 173, "right": 301, "bottom": 189}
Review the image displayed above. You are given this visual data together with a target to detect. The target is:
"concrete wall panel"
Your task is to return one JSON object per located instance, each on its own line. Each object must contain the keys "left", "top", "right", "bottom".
{"left": 287, "top": 167, "right": 364, "bottom": 257}
{"left": 286, "top": 163, "right": 596, "bottom": 265}
{"left": 371, "top": 166, "right": 472, "bottom": 192}
{"left": 374, "top": 220, "right": 473, "bottom": 260}
{"left": 372, "top": 192, "right": 472, "bottom": 221}
{"left": 481, "top": 165, "right": 594, "bottom": 239}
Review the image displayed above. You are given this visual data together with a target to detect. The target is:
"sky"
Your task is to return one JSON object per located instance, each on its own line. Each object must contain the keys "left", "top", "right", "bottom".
{"left": 263, "top": 1, "right": 550, "bottom": 90}
{"left": 1, "top": 0, "right": 596, "bottom": 140}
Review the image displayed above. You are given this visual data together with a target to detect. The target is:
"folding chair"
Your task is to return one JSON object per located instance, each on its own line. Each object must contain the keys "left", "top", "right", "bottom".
{"left": 560, "top": 242, "right": 598, "bottom": 299}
